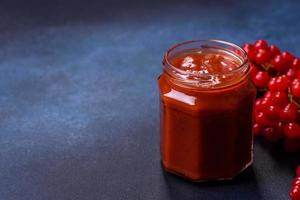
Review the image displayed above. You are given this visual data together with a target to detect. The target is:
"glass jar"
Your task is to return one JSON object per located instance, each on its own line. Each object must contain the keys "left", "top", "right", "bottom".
{"left": 158, "top": 40, "right": 256, "bottom": 181}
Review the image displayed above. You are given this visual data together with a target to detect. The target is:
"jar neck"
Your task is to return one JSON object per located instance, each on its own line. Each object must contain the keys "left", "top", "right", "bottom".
{"left": 163, "top": 40, "right": 249, "bottom": 90}
{"left": 162, "top": 71, "right": 250, "bottom": 94}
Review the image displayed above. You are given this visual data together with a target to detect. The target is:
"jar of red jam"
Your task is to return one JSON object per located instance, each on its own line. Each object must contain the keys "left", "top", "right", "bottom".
{"left": 158, "top": 40, "right": 256, "bottom": 181}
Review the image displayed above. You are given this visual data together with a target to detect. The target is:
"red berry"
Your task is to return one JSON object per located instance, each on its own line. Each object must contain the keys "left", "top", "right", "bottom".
{"left": 268, "top": 78, "right": 276, "bottom": 90}
{"left": 255, "top": 112, "right": 272, "bottom": 127}
{"left": 274, "top": 121, "right": 284, "bottom": 137}
{"left": 290, "top": 185, "right": 300, "bottom": 200}
{"left": 271, "top": 55, "right": 289, "bottom": 71}
{"left": 253, "top": 123, "right": 262, "bottom": 136}
{"left": 284, "top": 123, "right": 300, "bottom": 139}
{"left": 297, "top": 166, "right": 300, "bottom": 177}
{"left": 291, "top": 78, "right": 300, "bottom": 86}
{"left": 265, "top": 104, "right": 281, "bottom": 120}
{"left": 243, "top": 43, "right": 253, "bottom": 54}
{"left": 280, "top": 103, "right": 299, "bottom": 122}
{"left": 293, "top": 177, "right": 300, "bottom": 186}
{"left": 278, "top": 75, "right": 290, "bottom": 90}
{"left": 269, "top": 45, "right": 280, "bottom": 57}
{"left": 270, "top": 91, "right": 289, "bottom": 107}
{"left": 292, "top": 58, "right": 300, "bottom": 69}
{"left": 252, "top": 71, "right": 270, "bottom": 88}
{"left": 284, "top": 138, "right": 300, "bottom": 153}
{"left": 291, "top": 80, "right": 300, "bottom": 99}
{"left": 250, "top": 64, "right": 259, "bottom": 78}
{"left": 255, "top": 98, "right": 264, "bottom": 112}
{"left": 286, "top": 68, "right": 298, "bottom": 80}
{"left": 281, "top": 51, "right": 295, "bottom": 65}
{"left": 264, "top": 91, "right": 272, "bottom": 98}
{"left": 248, "top": 49, "right": 257, "bottom": 62}
{"left": 296, "top": 71, "right": 300, "bottom": 79}
{"left": 293, "top": 79, "right": 300, "bottom": 84}
{"left": 255, "top": 49, "right": 272, "bottom": 64}
{"left": 268, "top": 75, "right": 289, "bottom": 91}
{"left": 263, "top": 127, "right": 281, "bottom": 142}
{"left": 254, "top": 40, "right": 269, "bottom": 50}
{"left": 260, "top": 97, "right": 274, "bottom": 109}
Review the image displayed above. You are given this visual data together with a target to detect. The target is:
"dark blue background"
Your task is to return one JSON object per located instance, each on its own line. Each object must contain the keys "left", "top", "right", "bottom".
{"left": 0, "top": 0, "right": 299, "bottom": 199}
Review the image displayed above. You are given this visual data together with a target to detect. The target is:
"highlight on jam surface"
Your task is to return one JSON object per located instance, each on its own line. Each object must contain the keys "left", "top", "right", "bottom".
{"left": 242, "top": 40, "right": 300, "bottom": 200}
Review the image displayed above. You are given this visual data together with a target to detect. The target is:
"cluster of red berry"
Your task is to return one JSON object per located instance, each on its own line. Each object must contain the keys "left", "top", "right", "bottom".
{"left": 243, "top": 40, "right": 300, "bottom": 152}
{"left": 290, "top": 166, "right": 300, "bottom": 200}
{"left": 243, "top": 40, "right": 300, "bottom": 200}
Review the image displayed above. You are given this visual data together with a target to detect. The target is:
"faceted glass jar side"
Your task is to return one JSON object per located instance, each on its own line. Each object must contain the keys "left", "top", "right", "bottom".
{"left": 158, "top": 40, "right": 257, "bottom": 181}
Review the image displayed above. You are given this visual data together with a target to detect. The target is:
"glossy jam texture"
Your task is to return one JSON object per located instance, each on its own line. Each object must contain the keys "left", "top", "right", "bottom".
{"left": 159, "top": 48, "right": 256, "bottom": 181}
{"left": 168, "top": 49, "right": 246, "bottom": 87}
{"left": 171, "top": 49, "right": 241, "bottom": 76}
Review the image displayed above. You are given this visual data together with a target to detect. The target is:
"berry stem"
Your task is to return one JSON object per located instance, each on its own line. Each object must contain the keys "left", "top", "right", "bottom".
{"left": 288, "top": 94, "right": 300, "bottom": 109}
{"left": 288, "top": 87, "right": 300, "bottom": 109}
{"left": 262, "top": 63, "right": 271, "bottom": 71}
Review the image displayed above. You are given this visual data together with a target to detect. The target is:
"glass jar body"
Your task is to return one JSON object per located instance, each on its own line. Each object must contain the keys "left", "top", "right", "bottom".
{"left": 158, "top": 40, "right": 256, "bottom": 181}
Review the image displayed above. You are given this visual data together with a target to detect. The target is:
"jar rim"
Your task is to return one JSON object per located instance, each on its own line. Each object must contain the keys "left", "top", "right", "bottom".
{"left": 163, "top": 39, "right": 249, "bottom": 88}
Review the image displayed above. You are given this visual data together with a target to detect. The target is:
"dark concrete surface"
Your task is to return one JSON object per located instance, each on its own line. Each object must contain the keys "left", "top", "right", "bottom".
{"left": 0, "top": 0, "right": 299, "bottom": 199}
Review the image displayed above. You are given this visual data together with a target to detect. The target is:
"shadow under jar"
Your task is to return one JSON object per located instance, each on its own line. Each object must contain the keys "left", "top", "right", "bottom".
{"left": 158, "top": 40, "right": 256, "bottom": 181}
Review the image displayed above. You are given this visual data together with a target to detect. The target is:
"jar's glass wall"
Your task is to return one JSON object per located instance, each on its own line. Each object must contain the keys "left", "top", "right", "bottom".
{"left": 158, "top": 40, "right": 256, "bottom": 181}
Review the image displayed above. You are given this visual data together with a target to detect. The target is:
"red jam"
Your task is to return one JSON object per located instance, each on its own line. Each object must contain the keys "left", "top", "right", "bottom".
{"left": 158, "top": 40, "right": 256, "bottom": 181}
